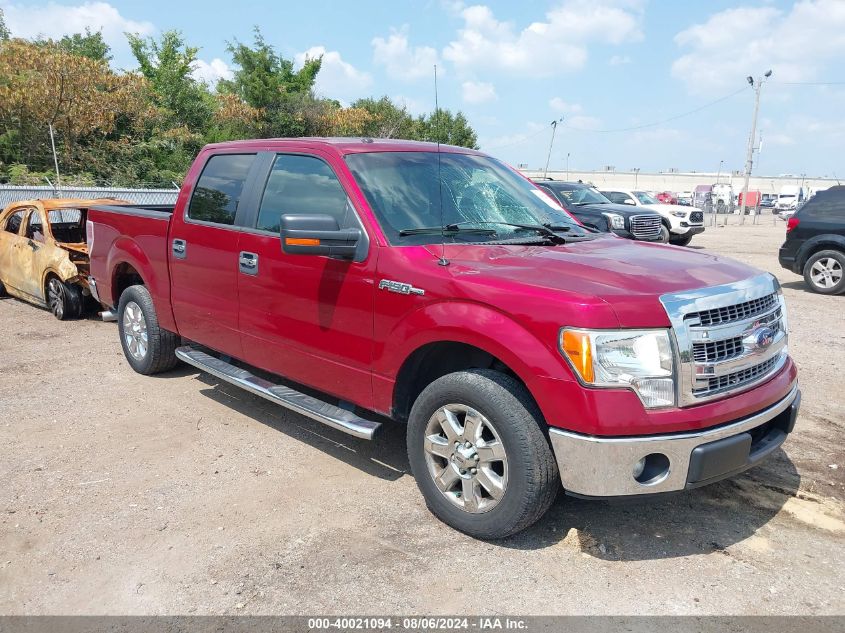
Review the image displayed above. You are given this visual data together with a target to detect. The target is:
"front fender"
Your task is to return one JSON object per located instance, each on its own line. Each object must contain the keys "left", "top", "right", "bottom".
{"left": 372, "top": 300, "right": 578, "bottom": 422}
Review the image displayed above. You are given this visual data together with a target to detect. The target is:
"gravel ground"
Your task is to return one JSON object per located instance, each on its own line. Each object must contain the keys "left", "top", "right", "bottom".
{"left": 1, "top": 217, "right": 843, "bottom": 615}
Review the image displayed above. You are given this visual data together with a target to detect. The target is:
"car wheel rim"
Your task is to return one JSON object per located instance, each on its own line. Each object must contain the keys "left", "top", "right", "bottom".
{"left": 423, "top": 404, "right": 508, "bottom": 514}
{"left": 47, "top": 279, "right": 64, "bottom": 318}
{"left": 122, "top": 301, "right": 148, "bottom": 361}
{"left": 810, "top": 258, "right": 842, "bottom": 289}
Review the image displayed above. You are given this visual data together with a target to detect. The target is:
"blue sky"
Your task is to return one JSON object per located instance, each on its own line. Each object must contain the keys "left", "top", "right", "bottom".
{"left": 3, "top": 0, "right": 845, "bottom": 177}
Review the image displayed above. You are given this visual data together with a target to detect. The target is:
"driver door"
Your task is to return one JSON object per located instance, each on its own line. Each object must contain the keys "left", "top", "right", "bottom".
{"left": 0, "top": 207, "right": 37, "bottom": 298}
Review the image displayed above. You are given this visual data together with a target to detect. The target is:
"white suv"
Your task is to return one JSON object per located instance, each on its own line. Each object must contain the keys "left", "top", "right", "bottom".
{"left": 600, "top": 189, "right": 705, "bottom": 246}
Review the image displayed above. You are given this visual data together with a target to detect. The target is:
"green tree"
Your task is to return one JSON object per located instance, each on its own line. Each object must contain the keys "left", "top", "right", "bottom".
{"left": 0, "top": 8, "right": 9, "bottom": 41}
{"left": 127, "top": 30, "right": 213, "bottom": 132}
{"left": 350, "top": 96, "right": 419, "bottom": 138}
{"left": 57, "top": 28, "right": 111, "bottom": 62}
{"left": 418, "top": 109, "right": 478, "bottom": 148}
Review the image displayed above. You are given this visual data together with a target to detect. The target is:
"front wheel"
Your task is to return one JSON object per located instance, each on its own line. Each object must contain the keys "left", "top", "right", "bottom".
{"left": 657, "top": 226, "right": 671, "bottom": 243}
{"left": 803, "top": 250, "right": 845, "bottom": 295}
{"left": 46, "top": 277, "right": 82, "bottom": 320}
{"left": 407, "top": 369, "right": 559, "bottom": 539}
{"left": 669, "top": 233, "right": 693, "bottom": 247}
{"left": 117, "top": 284, "right": 180, "bottom": 374}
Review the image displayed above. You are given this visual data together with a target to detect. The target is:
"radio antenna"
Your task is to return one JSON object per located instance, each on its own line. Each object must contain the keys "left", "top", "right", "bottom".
{"left": 434, "top": 64, "right": 448, "bottom": 266}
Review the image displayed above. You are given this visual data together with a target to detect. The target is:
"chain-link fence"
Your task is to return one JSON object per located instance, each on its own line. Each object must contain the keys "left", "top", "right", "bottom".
{"left": 0, "top": 185, "right": 179, "bottom": 208}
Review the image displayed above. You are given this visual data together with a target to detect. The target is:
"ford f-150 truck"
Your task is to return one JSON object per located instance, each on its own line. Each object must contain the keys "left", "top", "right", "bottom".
{"left": 87, "top": 138, "right": 800, "bottom": 539}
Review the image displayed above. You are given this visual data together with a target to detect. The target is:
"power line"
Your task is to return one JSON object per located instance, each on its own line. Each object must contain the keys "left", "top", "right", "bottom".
{"left": 562, "top": 87, "right": 747, "bottom": 133}
{"left": 771, "top": 80, "right": 845, "bottom": 85}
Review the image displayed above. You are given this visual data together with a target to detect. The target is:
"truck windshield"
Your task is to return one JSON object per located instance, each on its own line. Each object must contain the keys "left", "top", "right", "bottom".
{"left": 633, "top": 191, "right": 660, "bottom": 205}
{"left": 345, "top": 151, "right": 583, "bottom": 245}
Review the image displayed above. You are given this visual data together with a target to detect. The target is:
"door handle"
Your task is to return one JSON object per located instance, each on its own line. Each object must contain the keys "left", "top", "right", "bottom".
{"left": 172, "top": 239, "right": 187, "bottom": 259}
{"left": 239, "top": 251, "right": 258, "bottom": 275}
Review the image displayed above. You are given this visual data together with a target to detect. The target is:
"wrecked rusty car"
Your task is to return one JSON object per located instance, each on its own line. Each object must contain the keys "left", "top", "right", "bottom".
{"left": 0, "top": 198, "right": 126, "bottom": 319}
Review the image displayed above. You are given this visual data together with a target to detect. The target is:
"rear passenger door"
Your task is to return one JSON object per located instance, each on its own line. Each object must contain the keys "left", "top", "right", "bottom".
{"left": 0, "top": 208, "right": 32, "bottom": 296}
{"left": 169, "top": 152, "right": 259, "bottom": 358}
{"left": 235, "top": 151, "right": 376, "bottom": 407}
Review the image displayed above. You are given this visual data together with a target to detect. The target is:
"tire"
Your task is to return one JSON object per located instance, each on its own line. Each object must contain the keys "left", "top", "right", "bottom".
{"left": 46, "top": 276, "right": 83, "bottom": 320}
{"left": 669, "top": 234, "right": 693, "bottom": 247}
{"left": 117, "top": 284, "right": 180, "bottom": 374}
{"left": 803, "top": 250, "right": 845, "bottom": 295}
{"left": 657, "top": 226, "right": 671, "bottom": 243}
{"left": 0, "top": 280, "right": 6, "bottom": 297}
{"left": 407, "top": 369, "right": 560, "bottom": 539}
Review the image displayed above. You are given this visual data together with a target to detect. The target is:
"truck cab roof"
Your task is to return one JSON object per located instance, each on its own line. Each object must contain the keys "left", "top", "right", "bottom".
{"left": 202, "top": 137, "right": 485, "bottom": 157}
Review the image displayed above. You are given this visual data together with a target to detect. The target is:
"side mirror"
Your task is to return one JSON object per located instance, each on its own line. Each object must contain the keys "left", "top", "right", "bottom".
{"left": 280, "top": 214, "right": 360, "bottom": 259}
{"left": 622, "top": 198, "right": 636, "bottom": 205}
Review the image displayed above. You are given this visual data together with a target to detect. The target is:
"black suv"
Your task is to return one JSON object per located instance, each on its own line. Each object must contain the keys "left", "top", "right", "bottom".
{"left": 778, "top": 185, "right": 845, "bottom": 294}
{"left": 533, "top": 180, "right": 665, "bottom": 242}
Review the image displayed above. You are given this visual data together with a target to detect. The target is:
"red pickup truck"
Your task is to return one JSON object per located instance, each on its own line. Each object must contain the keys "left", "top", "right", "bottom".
{"left": 87, "top": 138, "right": 799, "bottom": 539}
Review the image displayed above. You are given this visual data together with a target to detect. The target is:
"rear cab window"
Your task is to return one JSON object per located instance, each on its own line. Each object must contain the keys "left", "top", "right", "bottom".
{"left": 187, "top": 153, "right": 256, "bottom": 225}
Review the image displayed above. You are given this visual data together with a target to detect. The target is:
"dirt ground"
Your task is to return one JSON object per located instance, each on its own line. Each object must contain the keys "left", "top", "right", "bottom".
{"left": 1, "top": 217, "right": 843, "bottom": 616}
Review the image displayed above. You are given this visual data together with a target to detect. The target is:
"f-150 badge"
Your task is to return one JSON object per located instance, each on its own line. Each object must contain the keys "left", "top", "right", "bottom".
{"left": 378, "top": 279, "right": 425, "bottom": 296}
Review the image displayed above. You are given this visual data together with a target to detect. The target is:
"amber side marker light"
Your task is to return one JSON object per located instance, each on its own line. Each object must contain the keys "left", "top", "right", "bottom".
{"left": 285, "top": 237, "right": 321, "bottom": 246}
{"left": 560, "top": 330, "right": 594, "bottom": 383}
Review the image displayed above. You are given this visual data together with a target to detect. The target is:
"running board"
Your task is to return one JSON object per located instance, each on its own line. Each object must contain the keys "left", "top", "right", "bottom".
{"left": 175, "top": 346, "right": 381, "bottom": 440}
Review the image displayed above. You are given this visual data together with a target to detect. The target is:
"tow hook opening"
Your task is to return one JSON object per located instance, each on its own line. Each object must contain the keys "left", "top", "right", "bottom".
{"left": 633, "top": 453, "right": 671, "bottom": 485}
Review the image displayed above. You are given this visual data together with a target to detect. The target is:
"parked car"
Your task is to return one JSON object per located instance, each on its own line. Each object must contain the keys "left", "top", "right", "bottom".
{"left": 0, "top": 198, "right": 126, "bottom": 319}
{"left": 775, "top": 185, "right": 807, "bottom": 213}
{"left": 600, "top": 189, "right": 705, "bottom": 245}
{"left": 531, "top": 180, "right": 665, "bottom": 242}
{"left": 655, "top": 191, "right": 677, "bottom": 205}
{"left": 778, "top": 185, "right": 845, "bottom": 294}
{"left": 87, "top": 139, "right": 799, "bottom": 539}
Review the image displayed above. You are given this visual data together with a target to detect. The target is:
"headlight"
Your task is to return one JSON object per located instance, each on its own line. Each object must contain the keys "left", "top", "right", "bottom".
{"left": 560, "top": 328, "right": 676, "bottom": 408}
{"left": 670, "top": 211, "right": 686, "bottom": 218}
{"left": 603, "top": 212, "right": 625, "bottom": 229}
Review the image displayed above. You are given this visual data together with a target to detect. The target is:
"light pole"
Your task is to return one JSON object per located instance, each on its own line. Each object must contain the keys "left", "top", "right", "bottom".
{"left": 740, "top": 70, "right": 772, "bottom": 224}
{"left": 566, "top": 152, "right": 570, "bottom": 180}
{"left": 716, "top": 160, "right": 724, "bottom": 184}
{"left": 633, "top": 167, "right": 640, "bottom": 188}
{"left": 543, "top": 117, "right": 563, "bottom": 178}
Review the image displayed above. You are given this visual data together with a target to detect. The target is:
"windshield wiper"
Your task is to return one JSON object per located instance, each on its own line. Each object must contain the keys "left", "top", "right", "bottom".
{"left": 399, "top": 226, "right": 497, "bottom": 236}
{"left": 445, "top": 221, "right": 570, "bottom": 243}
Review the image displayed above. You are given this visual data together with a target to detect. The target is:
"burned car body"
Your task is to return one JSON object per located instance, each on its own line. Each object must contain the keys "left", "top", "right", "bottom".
{"left": 0, "top": 198, "right": 125, "bottom": 319}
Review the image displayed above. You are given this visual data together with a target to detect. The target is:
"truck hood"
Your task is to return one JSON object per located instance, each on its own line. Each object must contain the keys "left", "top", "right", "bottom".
{"left": 440, "top": 236, "right": 761, "bottom": 328}
{"left": 641, "top": 203, "right": 694, "bottom": 216}
{"left": 571, "top": 202, "right": 658, "bottom": 219}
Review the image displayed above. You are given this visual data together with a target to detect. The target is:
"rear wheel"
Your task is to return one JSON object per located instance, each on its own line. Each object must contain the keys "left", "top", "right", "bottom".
{"left": 407, "top": 369, "right": 559, "bottom": 539}
{"left": 0, "top": 280, "right": 6, "bottom": 297}
{"left": 46, "top": 276, "right": 83, "bottom": 320}
{"left": 803, "top": 250, "right": 845, "bottom": 295}
{"left": 117, "top": 284, "right": 179, "bottom": 374}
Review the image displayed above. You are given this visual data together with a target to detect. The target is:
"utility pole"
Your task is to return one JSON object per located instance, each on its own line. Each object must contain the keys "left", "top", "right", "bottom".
{"left": 739, "top": 70, "right": 771, "bottom": 224}
{"left": 543, "top": 117, "right": 563, "bottom": 178}
{"left": 48, "top": 123, "right": 61, "bottom": 193}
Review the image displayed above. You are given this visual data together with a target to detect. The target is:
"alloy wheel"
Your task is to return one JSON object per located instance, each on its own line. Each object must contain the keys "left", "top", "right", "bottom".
{"left": 810, "top": 257, "right": 843, "bottom": 289}
{"left": 122, "top": 301, "right": 149, "bottom": 360}
{"left": 47, "top": 278, "right": 65, "bottom": 319}
{"left": 423, "top": 404, "right": 508, "bottom": 514}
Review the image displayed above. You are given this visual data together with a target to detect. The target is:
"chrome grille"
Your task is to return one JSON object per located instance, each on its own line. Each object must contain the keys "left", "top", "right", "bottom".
{"left": 697, "top": 356, "right": 780, "bottom": 394}
{"left": 690, "top": 211, "right": 704, "bottom": 223}
{"left": 693, "top": 336, "right": 744, "bottom": 363}
{"left": 629, "top": 214, "right": 662, "bottom": 240}
{"left": 688, "top": 293, "right": 778, "bottom": 326}
{"left": 660, "top": 275, "right": 788, "bottom": 406}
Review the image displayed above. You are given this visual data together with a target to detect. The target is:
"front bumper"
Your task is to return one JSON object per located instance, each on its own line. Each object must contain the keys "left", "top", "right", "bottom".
{"left": 672, "top": 224, "right": 705, "bottom": 236}
{"left": 548, "top": 383, "right": 800, "bottom": 498}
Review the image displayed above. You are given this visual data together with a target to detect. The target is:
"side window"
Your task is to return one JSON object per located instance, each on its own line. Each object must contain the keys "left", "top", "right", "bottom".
{"left": 4, "top": 210, "right": 25, "bottom": 235}
{"left": 806, "top": 192, "right": 845, "bottom": 219}
{"left": 24, "top": 209, "right": 45, "bottom": 242}
{"left": 605, "top": 192, "right": 629, "bottom": 204}
{"left": 187, "top": 153, "right": 255, "bottom": 225}
{"left": 256, "top": 154, "right": 352, "bottom": 233}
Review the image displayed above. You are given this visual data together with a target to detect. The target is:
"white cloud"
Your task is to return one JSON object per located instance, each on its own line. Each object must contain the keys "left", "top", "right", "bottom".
{"left": 442, "top": 1, "right": 643, "bottom": 77}
{"left": 672, "top": 0, "right": 845, "bottom": 94}
{"left": 372, "top": 26, "right": 439, "bottom": 81}
{"left": 2, "top": 1, "right": 154, "bottom": 65}
{"left": 191, "top": 58, "right": 233, "bottom": 85}
{"left": 295, "top": 46, "right": 372, "bottom": 103}
{"left": 609, "top": 54, "right": 631, "bottom": 66}
{"left": 549, "top": 98, "right": 583, "bottom": 114}
{"left": 462, "top": 80, "right": 497, "bottom": 104}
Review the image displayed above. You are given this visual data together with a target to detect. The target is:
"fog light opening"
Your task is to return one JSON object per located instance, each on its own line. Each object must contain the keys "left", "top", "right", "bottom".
{"left": 633, "top": 453, "right": 671, "bottom": 485}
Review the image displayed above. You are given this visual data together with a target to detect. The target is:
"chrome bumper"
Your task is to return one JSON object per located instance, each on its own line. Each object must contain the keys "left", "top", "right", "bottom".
{"left": 548, "top": 383, "right": 799, "bottom": 497}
